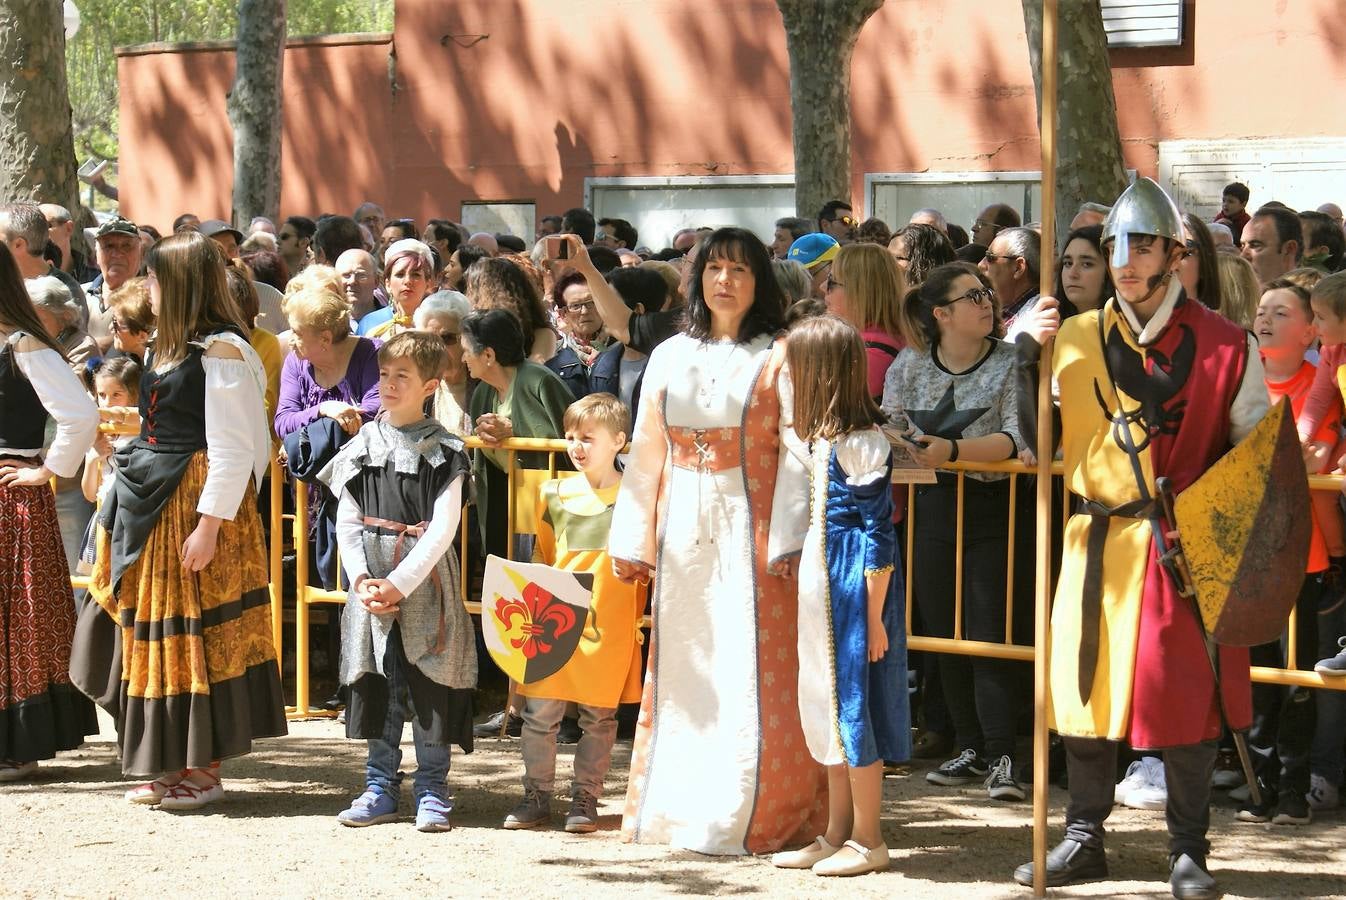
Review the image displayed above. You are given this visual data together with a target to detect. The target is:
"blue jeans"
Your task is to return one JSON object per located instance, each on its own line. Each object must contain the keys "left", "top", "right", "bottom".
{"left": 366, "top": 636, "right": 452, "bottom": 802}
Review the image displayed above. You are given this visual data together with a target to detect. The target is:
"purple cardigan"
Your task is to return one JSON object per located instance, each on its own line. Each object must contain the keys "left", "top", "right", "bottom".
{"left": 274, "top": 337, "right": 382, "bottom": 440}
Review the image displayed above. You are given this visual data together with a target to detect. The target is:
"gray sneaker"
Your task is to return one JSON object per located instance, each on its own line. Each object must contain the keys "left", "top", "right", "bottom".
{"left": 565, "top": 792, "right": 599, "bottom": 833}
{"left": 502, "top": 789, "right": 551, "bottom": 829}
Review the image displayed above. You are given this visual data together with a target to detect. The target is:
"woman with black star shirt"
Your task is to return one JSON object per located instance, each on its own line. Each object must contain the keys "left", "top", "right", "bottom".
{"left": 882, "top": 261, "right": 1028, "bottom": 804}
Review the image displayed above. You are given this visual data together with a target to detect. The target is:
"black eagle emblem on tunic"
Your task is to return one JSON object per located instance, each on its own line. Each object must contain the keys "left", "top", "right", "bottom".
{"left": 1093, "top": 322, "right": 1195, "bottom": 453}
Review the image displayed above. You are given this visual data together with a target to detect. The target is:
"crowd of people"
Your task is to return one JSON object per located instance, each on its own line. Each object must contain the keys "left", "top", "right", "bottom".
{"left": 1, "top": 179, "right": 1346, "bottom": 896}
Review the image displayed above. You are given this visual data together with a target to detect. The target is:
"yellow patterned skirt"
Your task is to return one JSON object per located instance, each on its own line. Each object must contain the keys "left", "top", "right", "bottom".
{"left": 78, "top": 451, "right": 286, "bottom": 776}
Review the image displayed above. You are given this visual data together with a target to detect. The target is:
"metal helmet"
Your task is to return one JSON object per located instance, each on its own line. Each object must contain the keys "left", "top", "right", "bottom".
{"left": 1100, "top": 177, "right": 1184, "bottom": 268}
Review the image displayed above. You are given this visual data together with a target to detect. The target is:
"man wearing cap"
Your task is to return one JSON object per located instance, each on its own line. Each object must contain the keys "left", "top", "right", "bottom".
{"left": 200, "top": 218, "right": 243, "bottom": 259}
{"left": 787, "top": 232, "right": 840, "bottom": 299}
{"left": 1012, "top": 178, "right": 1268, "bottom": 900}
{"left": 82, "top": 216, "right": 144, "bottom": 353}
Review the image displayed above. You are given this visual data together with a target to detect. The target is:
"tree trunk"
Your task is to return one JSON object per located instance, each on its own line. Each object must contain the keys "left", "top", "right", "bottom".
{"left": 777, "top": 0, "right": 884, "bottom": 222}
{"left": 228, "top": 0, "right": 286, "bottom": 226}
{"left": 0, "top": 0, "right": 82, "bottom": 210}
{"left": 1022, "top": 0, "right": 1129, "bottom": 249}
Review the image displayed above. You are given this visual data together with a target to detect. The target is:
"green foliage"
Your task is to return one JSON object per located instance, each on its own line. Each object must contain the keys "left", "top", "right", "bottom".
{"left": 66, "top": 0, "right": 393, "bottom": 162}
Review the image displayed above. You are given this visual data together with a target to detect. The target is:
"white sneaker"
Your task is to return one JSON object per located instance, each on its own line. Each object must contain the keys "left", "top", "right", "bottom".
{"left": 1115, "top": 759, "right": 1148, "bottom": 804}
{"left": 1123, "top": 758, "right": 1166, "bottom": 811}
{"left": 1307, "top": 774, "right": 1340, "bottom": 811}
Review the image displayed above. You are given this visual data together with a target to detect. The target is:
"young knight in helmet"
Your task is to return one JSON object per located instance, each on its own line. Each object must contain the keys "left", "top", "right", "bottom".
{"left": 1012, "top": 178, "right": 1270, "bottom": 900}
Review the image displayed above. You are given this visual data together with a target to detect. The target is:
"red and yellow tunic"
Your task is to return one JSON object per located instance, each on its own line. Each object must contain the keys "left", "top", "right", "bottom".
{"left": 1051, "top": 294, "right": 1260, "bottom": 749}
{"left": 518, "top": 474, "right": 645, "bottom": 708}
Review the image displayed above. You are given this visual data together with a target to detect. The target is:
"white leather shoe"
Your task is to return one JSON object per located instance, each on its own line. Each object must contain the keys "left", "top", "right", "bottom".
{"left": 770, "top": 835, "right": 839, "bottom": 869}
{"left": 812, "top": 840, "right": 890, "bottom": 876}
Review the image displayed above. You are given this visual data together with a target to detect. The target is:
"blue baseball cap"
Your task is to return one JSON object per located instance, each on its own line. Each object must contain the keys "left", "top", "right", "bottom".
{"left": 787, "top": 232, "right": 840, "bottom": 270}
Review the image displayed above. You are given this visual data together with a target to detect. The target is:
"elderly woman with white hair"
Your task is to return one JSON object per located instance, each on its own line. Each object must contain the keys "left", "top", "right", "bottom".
{"left": 362, "top": 239, "right": 436, "bottom": 340}
{"left": 28, "top": 275, "right": 97, "bottom": 373}
{"left": 413, "top": 289, "right": 474, "bottom": 435}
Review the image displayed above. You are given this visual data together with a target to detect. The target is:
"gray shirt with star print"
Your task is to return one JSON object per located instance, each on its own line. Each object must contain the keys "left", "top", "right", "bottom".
{"left": 880, "top": 338, "right": 1022, "bottom": 483}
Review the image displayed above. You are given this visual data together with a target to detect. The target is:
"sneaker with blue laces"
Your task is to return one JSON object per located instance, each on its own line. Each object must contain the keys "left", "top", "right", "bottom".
{"left": 415, "top": 792, "right": 453, "bottom": 833}
{"left": 337, "top": 785, "right": 399, "bottom": 827}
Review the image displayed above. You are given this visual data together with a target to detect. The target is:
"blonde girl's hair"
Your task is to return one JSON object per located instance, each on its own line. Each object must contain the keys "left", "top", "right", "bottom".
{"left": 1215, "top": 253, "right": 1260, "bottom": 330}
{"left": 145, "top": 230, "right": 248, "bottom": 368}
{"left": 786, "top": 314, "right": 884, "bottom": 442}
{"left": 832, "top": 242, "right": 910, "bottom": 341}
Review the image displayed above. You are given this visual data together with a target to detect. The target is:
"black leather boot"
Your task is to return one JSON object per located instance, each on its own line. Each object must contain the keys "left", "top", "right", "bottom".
{"left": 1169, "top": 852, "right": 1218, "bottom": 900}
{"left": 1013, "top": 838, "right": 1108, "bottom": 887}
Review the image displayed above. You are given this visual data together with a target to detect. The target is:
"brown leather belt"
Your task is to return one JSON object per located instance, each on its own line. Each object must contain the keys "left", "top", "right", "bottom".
{"left": 362, "top": 515, "right": 448, "bottom": 654}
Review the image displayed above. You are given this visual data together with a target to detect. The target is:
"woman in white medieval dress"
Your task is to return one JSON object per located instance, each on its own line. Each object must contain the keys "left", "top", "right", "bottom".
{"left": 609, "top": 227, "right": 826, "bottom": 855}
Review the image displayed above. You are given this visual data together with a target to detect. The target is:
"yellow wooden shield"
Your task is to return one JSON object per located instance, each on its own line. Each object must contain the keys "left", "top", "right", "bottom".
{"left": 1173, "top": 399, "right": 1311, "bottom": 646}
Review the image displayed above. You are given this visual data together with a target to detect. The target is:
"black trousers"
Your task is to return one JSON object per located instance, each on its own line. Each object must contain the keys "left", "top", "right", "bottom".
{"left": 1064, "top": 736, "right": 1217, "bottom": 858}
{"left": 912, "top": 478, "right": 1030, "bottom": 761}
{"left": 1246, "top": 573, "right": 1320, "bottom": 797}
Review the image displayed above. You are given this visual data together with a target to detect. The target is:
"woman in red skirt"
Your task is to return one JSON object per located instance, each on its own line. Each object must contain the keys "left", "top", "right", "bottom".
{"left": 0, "top": 242, "right": 100, "bottom": 781}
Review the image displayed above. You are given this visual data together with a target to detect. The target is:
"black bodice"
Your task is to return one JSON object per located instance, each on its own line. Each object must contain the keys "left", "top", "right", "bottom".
{"left": 137, "top": 345, "right": 208, "bottom": 451}
{"left": 0, "top": 339, "right": 50, "bottom": 452}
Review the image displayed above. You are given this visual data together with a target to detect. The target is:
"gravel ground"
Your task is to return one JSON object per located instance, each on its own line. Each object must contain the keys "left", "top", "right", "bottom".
{"left": 1, "top": 712, "right": 1343, "bottom": 899}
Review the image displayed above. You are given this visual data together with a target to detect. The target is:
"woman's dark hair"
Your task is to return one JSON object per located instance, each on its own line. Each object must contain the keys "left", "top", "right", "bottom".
{"left": 225, "top": 263, "right": 261, "bottom": 324}
{"left": 891, "top": 223, "right": 956, "bottom": 288}
{"left": 901, "top": 261, "right": 993, "bottom": 351}
{"left": 946, "top": 223, "right": 970, "bottom": 249}
{"left": 607, "top": 266, "right": 668, "bottom": 313}
{"left": 139, "top": 224, "right": 163, "bottom": 244}
{"left": 684, "top": 227, "right": 785, "bottom": 343}
{"left": 552, "top": 269, "right": 589, "bottom": 310}
{"left": 465, "top": 257, "right": 551, "bottom": 356}
{"left": 452, "top": 244, "right": 491, "bottom": 281}
{"left": 241, "top": 249, "right": 289, "bottom": 292}
{"left": 461, "top": 308, "right": 527, "bottom": 367}
{"left": 86, "top": 354, "right": 143, "bottom": 401}
{"left": 425, "top": 221, "right": 462, "bottom": 256}
{"left": 1182, "top": 213, "right": 1222, "bottom": 311}
{"left": 1053, "top": 225, "right": 1113, "bottom": 317}
{"left": 0, "top": 241, "right": 65, "bottom": 357}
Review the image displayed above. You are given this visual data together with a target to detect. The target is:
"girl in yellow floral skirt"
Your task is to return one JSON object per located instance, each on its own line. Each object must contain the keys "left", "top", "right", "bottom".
{"left": 72, "top": 231, "right": 286, "bottom": 810}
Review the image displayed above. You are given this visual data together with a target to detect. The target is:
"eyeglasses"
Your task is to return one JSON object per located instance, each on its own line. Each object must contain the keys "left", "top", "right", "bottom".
{"left": 832, "top": 215, "right": 857, "bottom": 228}
{"left": 825, "top": 275, "right": 844, "bottom": 292}
{"left": 438, "top": 331, "right": 460, "bottom": 344}
{"left": 981, "top": 252, "right": 1016, "bottom": 264}
{"left": 945, "top": 287, "right": 995, "bottom": 307}
{"left": 565, "top": 300, "right": 597, "bottom": 314}
{"left": 109, "top": 319, "right": 127, "bottom": 332}
{"left": 891, "top": 254, "right": 910, "bottom": 262}
{"left": 972, "top": 220, "right": 1004, "bottom": 233}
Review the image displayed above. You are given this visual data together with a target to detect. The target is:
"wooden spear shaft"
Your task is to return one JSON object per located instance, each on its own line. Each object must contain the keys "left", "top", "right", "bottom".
{"left": 1032, "top": 0, "right": 1058, "bottom": 895}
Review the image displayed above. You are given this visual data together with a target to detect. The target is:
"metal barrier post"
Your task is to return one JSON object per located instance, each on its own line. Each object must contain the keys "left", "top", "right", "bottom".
{"left": 268, "top": 457, "right": 284, "bottom": 674}
{"left": 293, "top": 477, "right": 313, "bottom": 716}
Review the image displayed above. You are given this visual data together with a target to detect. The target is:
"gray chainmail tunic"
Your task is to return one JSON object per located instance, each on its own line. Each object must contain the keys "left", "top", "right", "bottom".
{"left": 319, "top": 418, "right": 477, "bottom": 690}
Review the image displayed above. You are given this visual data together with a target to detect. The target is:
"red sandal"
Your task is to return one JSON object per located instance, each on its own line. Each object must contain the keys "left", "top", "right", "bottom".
{"left": 158, "top": 767, "right": 224, "bottom": 811}
{"left": 124, "top": 769, "right": 189, "bottom": 805}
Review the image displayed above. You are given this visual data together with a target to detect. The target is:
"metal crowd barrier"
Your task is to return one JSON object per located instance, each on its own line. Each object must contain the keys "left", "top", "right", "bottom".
{"left": 69, "top": 432, "right": 1346, "bottom": 717}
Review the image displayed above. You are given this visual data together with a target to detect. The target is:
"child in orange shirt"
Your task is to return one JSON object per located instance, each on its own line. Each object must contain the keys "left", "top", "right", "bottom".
{"left": 1248, "top": 280, "right": 1327, "bottom": 823}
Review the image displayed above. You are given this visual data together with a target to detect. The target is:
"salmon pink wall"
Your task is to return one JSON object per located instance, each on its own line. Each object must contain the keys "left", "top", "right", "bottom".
{"left": 116, "top": 0, "right": 1346, "bottom": 232}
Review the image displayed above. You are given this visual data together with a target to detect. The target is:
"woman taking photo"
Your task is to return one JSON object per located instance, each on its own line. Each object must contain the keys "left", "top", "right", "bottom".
{"left": 0, "top": 242, "right": 99, "bottom": 782}
{"left": 461, "top": 307, "right": 573, "bottom": 559}
{"left": 825, "top": 242, "right": 908, "bottom": 402}
{"left": 72, "top": 230, "right": 286, "bottom": 809}
{"left": 1054, "top": 225, "right": 1113, "bottom": 317}
{"left": 882, "top": 261, "right": 1026, "bottom": 804}
{"left": 609, "top": 226, "right": 826, "bottom": 856}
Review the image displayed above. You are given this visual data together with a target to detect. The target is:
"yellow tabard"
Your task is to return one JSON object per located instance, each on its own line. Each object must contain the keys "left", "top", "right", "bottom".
{"left": 1049, "top": 307, "right": 1155, "bottom": 740}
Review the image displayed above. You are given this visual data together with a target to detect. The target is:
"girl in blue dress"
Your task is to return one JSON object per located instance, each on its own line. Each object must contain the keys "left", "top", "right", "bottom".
{"left": 771, "top": 314, "right": 910, "bottom": 877}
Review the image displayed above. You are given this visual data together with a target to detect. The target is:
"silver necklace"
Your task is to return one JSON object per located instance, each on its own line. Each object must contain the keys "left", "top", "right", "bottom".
{"left": 695, "top": 342, "right": 744, "bottom": 409}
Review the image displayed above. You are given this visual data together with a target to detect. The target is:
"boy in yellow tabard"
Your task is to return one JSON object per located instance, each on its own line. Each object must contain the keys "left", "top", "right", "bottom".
{"left": 500, "top": 393, "right": 646, "bottom": 833}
